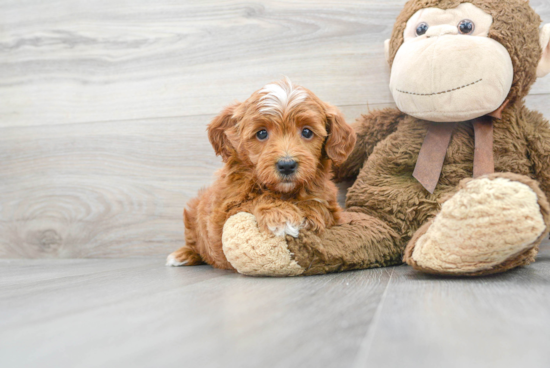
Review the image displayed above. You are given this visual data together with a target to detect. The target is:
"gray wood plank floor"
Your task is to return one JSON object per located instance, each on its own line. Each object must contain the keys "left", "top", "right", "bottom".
{"left": 2, "top": 2, "right": 550, "bottom": 366}
{"left": 1, "top": 244, "right": 549, "bottom": 368}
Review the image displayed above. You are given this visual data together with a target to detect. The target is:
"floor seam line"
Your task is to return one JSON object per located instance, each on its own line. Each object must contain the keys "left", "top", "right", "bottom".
{"left": 351, "top": 267, "right": 395, "bottom": 368}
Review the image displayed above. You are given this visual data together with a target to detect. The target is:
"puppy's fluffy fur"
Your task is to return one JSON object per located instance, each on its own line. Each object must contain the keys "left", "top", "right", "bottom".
{"left": 167, "top": 78, "right": 356, "bottom": 270}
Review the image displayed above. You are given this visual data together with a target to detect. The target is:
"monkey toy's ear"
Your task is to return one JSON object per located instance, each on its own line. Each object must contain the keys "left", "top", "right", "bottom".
{"left": 207, "top": 102, "right": 241, "bottom": 162}
{"left": 537, "top": 24, "right": 550, "bottom": 78}
{"left": 384, "top": 39, "right": 391, "bottom": 65}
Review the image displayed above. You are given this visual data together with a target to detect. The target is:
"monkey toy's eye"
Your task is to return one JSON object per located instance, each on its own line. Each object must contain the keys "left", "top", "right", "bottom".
{"left": 458, "top": 19, "right": 475, "bottom": 35}
{"left": 301, "top": 128, "right": 314, "bottom": 139}
{"left": 415, "top": 22, "right": 429, "bottom": 36}
{"left": 256, "top": 129, "right": 268, "bottom": 141}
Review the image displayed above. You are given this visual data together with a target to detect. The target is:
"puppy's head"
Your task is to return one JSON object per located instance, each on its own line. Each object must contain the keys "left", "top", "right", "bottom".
{"left": 208, "top": 78, "right": 356, "bottom": 193}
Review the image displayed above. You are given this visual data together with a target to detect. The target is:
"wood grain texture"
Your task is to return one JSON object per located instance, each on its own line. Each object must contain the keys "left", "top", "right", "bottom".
{"left": 0, "top": 259, "right": 392, "bottom": 368}
{"left": 1, "top": 245, "right": 549, "bottom": 368}
{"left": 0, "top": 0, "right": 548, "bottom": 127}
{"left": 353, "top": 244, "right": 550, "bottom": 368}
{"left": 0, "top": 115, "right": 221, "bottom": 257}
{"left": 0, "top": 0, "right": 549, "bottom": 258}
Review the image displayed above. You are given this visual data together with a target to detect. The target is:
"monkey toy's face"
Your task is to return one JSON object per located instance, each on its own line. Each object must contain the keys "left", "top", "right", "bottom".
{"left": 386, "top": 0, "right": 550, "bottom": 123}
{"left": 388, "top": 3, "right": 513, "bottom": 122}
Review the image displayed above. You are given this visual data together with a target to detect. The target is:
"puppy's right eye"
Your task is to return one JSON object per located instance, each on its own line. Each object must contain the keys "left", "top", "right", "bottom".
{"left": 301, "top": 128, "right": 314, "bottom": 139}
{"left": 256, "top": 129, "right": 268, "bottom": 141}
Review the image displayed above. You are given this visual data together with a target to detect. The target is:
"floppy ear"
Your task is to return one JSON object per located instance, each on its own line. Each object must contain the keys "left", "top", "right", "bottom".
{"left": 207, "top": 102, "right": 241, "bottom": 162}
{"left": 324, "top": 105, "right": 356, "bottom": 165}
{"left": 537, "top": 24, "right": 550, "bottom": 78}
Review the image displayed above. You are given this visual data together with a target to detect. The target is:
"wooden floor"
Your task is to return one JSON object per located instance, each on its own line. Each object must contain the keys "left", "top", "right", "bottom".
{"left": 1, "top": 244, "right": 550, "bottom": 368}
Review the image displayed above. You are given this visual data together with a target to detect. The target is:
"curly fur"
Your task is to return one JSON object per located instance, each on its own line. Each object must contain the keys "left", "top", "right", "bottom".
{"left": 167, "top": 79, "right": 355, "bottom": 269}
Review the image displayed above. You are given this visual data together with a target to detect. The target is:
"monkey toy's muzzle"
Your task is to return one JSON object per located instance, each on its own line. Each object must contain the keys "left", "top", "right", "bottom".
{"left": 390, "top": 34, "right": 513, "bottom": 123}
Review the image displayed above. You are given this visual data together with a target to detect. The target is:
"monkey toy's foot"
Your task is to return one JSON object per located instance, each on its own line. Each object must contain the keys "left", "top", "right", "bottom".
{"left": 405, "top": 173, "right": 550, "bottom": 276}
{"left": 222, "top": 212, "right": 305, "bottom": 277}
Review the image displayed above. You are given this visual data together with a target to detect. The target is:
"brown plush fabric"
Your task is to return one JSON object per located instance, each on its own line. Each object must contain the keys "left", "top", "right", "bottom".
{"left": 333, "top": 108, "right": 406, "bottom": 182}
{"left": 286, "top": 212, "right": 402, "bottom": 276}
{"left": 290, "top": 0, "right": 550, "bottom": 276}
{"left": 290, "top": 100, "right": 550, "bottom": 276}
{"left": 387, "top": 0, "right": 543, "bottom": 106}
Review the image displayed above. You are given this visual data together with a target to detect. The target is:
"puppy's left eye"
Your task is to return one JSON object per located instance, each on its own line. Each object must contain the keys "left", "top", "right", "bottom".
{"left": 301, "top": 128, "right": 314, "bottom": 139}
{"left": 256, "top": 129, "right": 268, "bottom": 141}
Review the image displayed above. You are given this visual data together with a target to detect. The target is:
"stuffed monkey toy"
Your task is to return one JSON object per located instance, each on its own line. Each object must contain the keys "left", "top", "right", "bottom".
{"left": 221, "top": 0, "right": 550, "bottom": 276}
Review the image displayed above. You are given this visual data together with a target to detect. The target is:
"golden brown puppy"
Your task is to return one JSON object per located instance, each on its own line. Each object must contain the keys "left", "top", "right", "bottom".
{"left": 167, "top": 78, "right": 356, "bottom": 270}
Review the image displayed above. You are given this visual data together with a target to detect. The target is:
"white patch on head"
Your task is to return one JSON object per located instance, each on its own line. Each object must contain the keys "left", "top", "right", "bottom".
{"left": 166, "top": 253, "right": 189, "bottom": 267}
{"left": 259, "top": 77, "right": 308, "bottom": 118}
{"left": 269, "top": 221, "right": 302, "bottom": 238}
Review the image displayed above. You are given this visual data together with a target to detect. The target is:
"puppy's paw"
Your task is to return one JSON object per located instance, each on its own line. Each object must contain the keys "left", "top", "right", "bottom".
{"left": 268, "top": 221, "right": 303, "bottom": 238}
{"left": 295, "top": 201, "right": 335, "bottom": 234}
{"left": 255, "top": 207, "right": 304, "bottom": 238}
{"left": 303, "top": 216, "right": 328, "bottom": 234}
{"left": 166, "top": 246, "right": 203, "bottom": 267}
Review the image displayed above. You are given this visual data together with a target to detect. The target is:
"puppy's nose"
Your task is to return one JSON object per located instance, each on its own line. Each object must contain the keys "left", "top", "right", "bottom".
{"left": 276, "top": 159, "right": 298, "bottom": 176}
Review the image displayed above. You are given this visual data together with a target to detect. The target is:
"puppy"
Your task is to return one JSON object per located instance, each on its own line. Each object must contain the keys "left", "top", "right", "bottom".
{"left": 167, "top": 78, "right": 356, "bottom": 270}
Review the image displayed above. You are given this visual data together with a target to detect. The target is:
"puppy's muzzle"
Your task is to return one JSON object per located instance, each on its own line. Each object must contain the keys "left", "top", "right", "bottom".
{"left": 276, "top": 159, "right": 298, "bottom": 176}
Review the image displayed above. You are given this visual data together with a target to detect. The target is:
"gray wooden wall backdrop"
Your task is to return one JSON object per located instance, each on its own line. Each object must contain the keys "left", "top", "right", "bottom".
{"left": 1, "top": 0, "right": 549, "bottom": 258}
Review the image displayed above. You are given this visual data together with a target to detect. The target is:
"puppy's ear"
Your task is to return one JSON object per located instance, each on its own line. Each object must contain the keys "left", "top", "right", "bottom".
{"left": 207, "top": 102, "right": 241, "bottom": 161}
{"left": 324, "top": 104, "right": 356, "bottom": 165}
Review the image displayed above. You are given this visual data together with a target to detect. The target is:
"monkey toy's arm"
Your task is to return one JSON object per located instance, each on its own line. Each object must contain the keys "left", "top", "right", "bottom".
{"left": 333, "top": 108, "right": 405, "bottom": 182}
{"left": 525, "top": 109, "right": 550, "bottom": 202}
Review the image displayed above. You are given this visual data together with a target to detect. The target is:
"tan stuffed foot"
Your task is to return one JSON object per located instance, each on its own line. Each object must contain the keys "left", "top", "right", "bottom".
{"left": 404, "top": 174, "right": 549, "bottom": 276}
{"left": 222, "top": 212, "right": 304, "bottom": 277}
